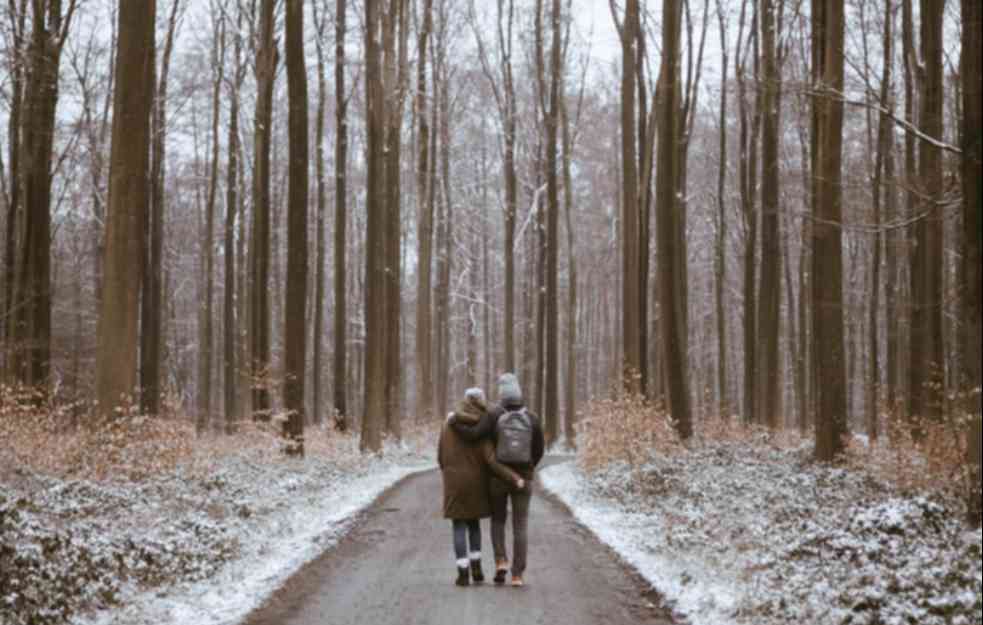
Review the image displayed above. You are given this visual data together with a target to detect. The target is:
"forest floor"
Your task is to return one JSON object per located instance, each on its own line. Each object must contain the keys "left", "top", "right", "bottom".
{"left": 0, "top": 426, "right": 432, "bottom": 625}
{"left": 541, "top": 439, "right": 983, "bottom": 625}
{"left": 3, "top": 415, "right": 980, "bottom": 625}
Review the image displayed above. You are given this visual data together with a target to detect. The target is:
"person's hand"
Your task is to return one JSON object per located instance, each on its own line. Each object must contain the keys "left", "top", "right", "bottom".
{"left": 515, "top": 478, "right": 526, "bottom": 490}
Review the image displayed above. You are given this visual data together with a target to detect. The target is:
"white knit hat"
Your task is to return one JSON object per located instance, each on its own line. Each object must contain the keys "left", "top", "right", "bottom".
{"left": 465, "top": 387, "right": 486, "bottom": 403}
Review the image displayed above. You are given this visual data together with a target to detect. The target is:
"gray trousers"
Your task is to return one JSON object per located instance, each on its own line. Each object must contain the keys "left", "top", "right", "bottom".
{"left": 490, "top": 483, "right": 532, "bottom": 576}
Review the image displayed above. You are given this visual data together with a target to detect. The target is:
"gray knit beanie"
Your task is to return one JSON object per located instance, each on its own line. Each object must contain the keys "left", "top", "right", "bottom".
{"left": 497, "top": 373, "right": 523, "bottom": 405}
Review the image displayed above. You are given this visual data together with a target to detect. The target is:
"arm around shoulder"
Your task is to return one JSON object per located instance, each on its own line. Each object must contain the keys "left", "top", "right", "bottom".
{"left": 451, "top": 412, "right": 495, "bottom": 442}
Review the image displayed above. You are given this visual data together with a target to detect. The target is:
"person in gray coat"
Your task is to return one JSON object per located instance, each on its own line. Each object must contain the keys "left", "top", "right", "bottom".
{"left": 450, "top": 373, "right": 545, "bottom": 587}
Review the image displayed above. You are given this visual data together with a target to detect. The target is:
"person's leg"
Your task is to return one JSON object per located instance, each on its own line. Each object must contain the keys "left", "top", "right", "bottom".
{"left": 467, "top": 519, "right": 485, "bottom": 582}
{"left": 510, "top": 488, "right": 532, "bottom": 581}
{"left": 490, "top": 484, "right": 510, "bottom": 582}
{"left": 452, "top": 520, "right": 470, "bottom": 586}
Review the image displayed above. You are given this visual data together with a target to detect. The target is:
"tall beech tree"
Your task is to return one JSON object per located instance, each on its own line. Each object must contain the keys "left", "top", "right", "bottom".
{"left": 811, "top": 0, "right": 848, "bottom": 462}
{"left": 757, "top": 0, "right": 781, "bottom": 430}
{"left": 312, "top": 0, "right": 329, "bottom": 427}
{"left": 908, "top": 0, "right": 945, "bottom": 434}
{"left": 3, "top": 0, "right": 27, "bottom": 381}
{"left": 961, "top": 0, "right": 982, "bottom": 525}
{"left": 282, "top": 0, "right": 309, "bottom": 454}
{"left": 249, "top": 0, "right": 276, "bottom": 422}
{"left": 656, "top": 0, "right": 692, "bottom": 440}
{"left": 334, "top": 0, "right": 349, "bottom": 429}
{"left": 199, "top": 5, "right": 224, "bottom": 431}
{"left": 96, "top": 0, "right": 155, "bottom": 416}
{"left": 12, "top": 0, "right": 78, "bottom": 392}
{"left": 141, "top": 0, "right": 182, "bottom": 418}
{"left": 223, "top": 3, "right": 246, "bottom": 433}
{"left": 415, "top": 0, "right": 435, "bottom": 419}
{"left": 361, "top": 0, "right": 386, "bottom": 453}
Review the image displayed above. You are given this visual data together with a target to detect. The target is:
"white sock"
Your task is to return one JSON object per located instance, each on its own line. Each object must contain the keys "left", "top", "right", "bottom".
{"left": 469, "top": 551, "right": 482, "bottom": 562}
{"left": 456, "top": 558, "right": 470, "bottom": 569}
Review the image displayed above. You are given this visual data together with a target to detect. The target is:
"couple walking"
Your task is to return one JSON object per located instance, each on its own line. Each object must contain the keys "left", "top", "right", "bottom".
{"left": 437, "top": 373, "right": 545, "bottom": 588}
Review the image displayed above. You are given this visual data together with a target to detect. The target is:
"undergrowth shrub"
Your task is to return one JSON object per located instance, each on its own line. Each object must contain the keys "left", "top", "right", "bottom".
{"left": 0, "top": 384, "right": 422, "bottom": 483}
{"left": 846, "top": 406, "right": 980, "bottom": 516}
{"left": 575, "top": 390, "right": 978, "bottom": 519}
{"left": 576, "top": 394, "right": 682, "bottom": 472}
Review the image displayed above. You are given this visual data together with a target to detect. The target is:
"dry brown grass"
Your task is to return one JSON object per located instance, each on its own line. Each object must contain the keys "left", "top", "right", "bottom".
{"left": 576, "top": 394, "right": 683, "bottom": 472}
{"left": 0, "top": 385, "right": 427, "bottom": 484}
{"left": 575, "top": 391, "right": 977, "bottom": 512}
{"left": 845, "top": 407, "right": 979, "bottom": 505}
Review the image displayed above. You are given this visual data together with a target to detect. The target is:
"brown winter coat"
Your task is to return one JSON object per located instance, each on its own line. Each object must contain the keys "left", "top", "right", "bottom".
{"left": 438, "top": 397, "right": 522, "bottom": 520}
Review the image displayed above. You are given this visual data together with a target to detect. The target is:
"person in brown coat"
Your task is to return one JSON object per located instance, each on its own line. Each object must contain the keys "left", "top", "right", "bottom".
{"left": 438, "top": 387, "right": 524, "bottom": 587}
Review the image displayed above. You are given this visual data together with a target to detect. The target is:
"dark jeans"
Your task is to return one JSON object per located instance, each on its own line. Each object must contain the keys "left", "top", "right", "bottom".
{"left": 490, "top": 481, "right": 532, "bottom": 576}
{"left": 452, "top": 519, "right": 482, "bottom": 567}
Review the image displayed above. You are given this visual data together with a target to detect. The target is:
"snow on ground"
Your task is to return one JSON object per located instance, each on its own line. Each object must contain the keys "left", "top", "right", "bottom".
{"left": 0, "top": 435, "right": 433, "bottom": 625}
{"left": 541, "top": 441, "right": 983, "bottom": 625}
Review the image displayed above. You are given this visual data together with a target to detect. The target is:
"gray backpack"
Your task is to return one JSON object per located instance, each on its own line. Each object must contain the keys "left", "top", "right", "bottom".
{"left": 496, "top": 408, "right": 533, "bottom": 464}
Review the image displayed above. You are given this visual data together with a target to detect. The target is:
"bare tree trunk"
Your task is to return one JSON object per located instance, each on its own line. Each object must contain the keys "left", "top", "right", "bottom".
{"left": 715, "top": 0, "right": 729, "bottom": 418}
{"left": 657, "top": 0, "right": 692, "bottom": 440}
{"left": 502, "top": 0, "right": 518, "bottom": 374}
{"left": 16, "top": 0, "right": 76, "bottom": 393}
{"left": 334, "top": 0, "right": 349, "bottom": 429}
{"left": 3, "top": 1, "right": 26, "bottom": 381}
{"left": 223, "top": 9, "right": 246, "bottom": 434}
{"left": 362, "top": 0, "right": 386, "bottom": 452}
{"left": 140, "top": 0, "right": 180, "bottom": 418}
{"left": 199, "top": 8, "right": 224, "bottom": 432}
{"left": 812, "top": 0, "right": 848, "bottom": 462}
{"left": 541, "top": 0, "right": 561, "bottom": 444}
{"left": 757, "top": 0, "right": 782, "bottom": 431}
{"left": 736, "top": 0, "right": 760, "bottom": 425}
{"left": 383, "top": 0, "right": 409, "bottom": 439}
{"left": 616, "top": 0, "right": 642, "bottom": 393}
{"left": 866, "top": 0, "right": 894, "bottom": 443}
{"left": 250, "top": 0, "right": 276, "bottom": 423}
{"left": 908, "top": 0, "right": 945, "bottom": 435}
{"left": 283, "top": 0, "right": 309, "bottom": 455}
{"left": 414, "top": 0, "right": 434, "bottom": 418}
{"left": 311, "top": 0, "right": 328, "bottom": 428}
{"left": 960, "top": 0, "right": 982, "bottom": 526}
{"left": 96, "top": 0, "right": 155, "bottom": 418}
{"left": 561, "top": 82, "right": 577, "bottom": 448}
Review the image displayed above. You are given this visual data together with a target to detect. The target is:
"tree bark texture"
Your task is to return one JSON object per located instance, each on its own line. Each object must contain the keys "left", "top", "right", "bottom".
{"left": 414, "top": 0, "right": 434, "bottom": 419}
{"left": 283, "top": 0, "right": 309, "bottom": 456}
{"left": 908, "top": 0, "right": 945, "bottom": 432}
{"left": 960, "top": 0, "right": 982, "bottom": 526}
{"left": 619, "top": 0, "right": 642, "bottom": 394}
{"left": 811, "top": 0, "right": 848, "bottom": 462}
{"left": 362, "top": 0, "right": 386, "bottom": 453}
{"left": 249, "top": 0, "right": 276, "bottom": 422}
{"left": 757, "top": 0, "right": 781, "bottom": 431}
{"left": 657, "top": 0, "right": 692, "bottom": 440}
{"left": 96, "top": 0, "right": 156, "bottom": 417}
{"left": 334, "top": 0, "right": 349, "bottom": 428}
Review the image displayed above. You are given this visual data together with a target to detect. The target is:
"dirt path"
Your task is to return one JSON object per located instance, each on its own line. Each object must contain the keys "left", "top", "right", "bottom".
{"left": 243, "top": 462, "right": 678, "bottom": 625}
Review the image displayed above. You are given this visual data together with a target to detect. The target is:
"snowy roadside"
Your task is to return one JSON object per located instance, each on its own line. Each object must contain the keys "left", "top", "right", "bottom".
{"left": 1, "top": 434, "right": 434, "bottom": 625}
{"left": 541, "top": 443, "right": 982, "bottom": 625}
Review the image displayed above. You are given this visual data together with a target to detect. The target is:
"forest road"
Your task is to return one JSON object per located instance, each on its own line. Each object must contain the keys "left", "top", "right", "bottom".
{"left": 242, "top": 459, "right": 679, "bottom": 625}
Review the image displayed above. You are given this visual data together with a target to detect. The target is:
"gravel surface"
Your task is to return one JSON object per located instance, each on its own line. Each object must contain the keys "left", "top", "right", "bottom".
{"left": 242, "top": 463, "right": 679, "bottom": 625}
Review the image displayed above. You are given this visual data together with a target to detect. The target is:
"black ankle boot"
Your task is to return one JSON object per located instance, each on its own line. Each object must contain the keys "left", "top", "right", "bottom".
{"left": 455, "top": 566, "right": 471, "bottom": 587}
{"left": 470, "top": 559, "right": 485, "bottom": 584}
